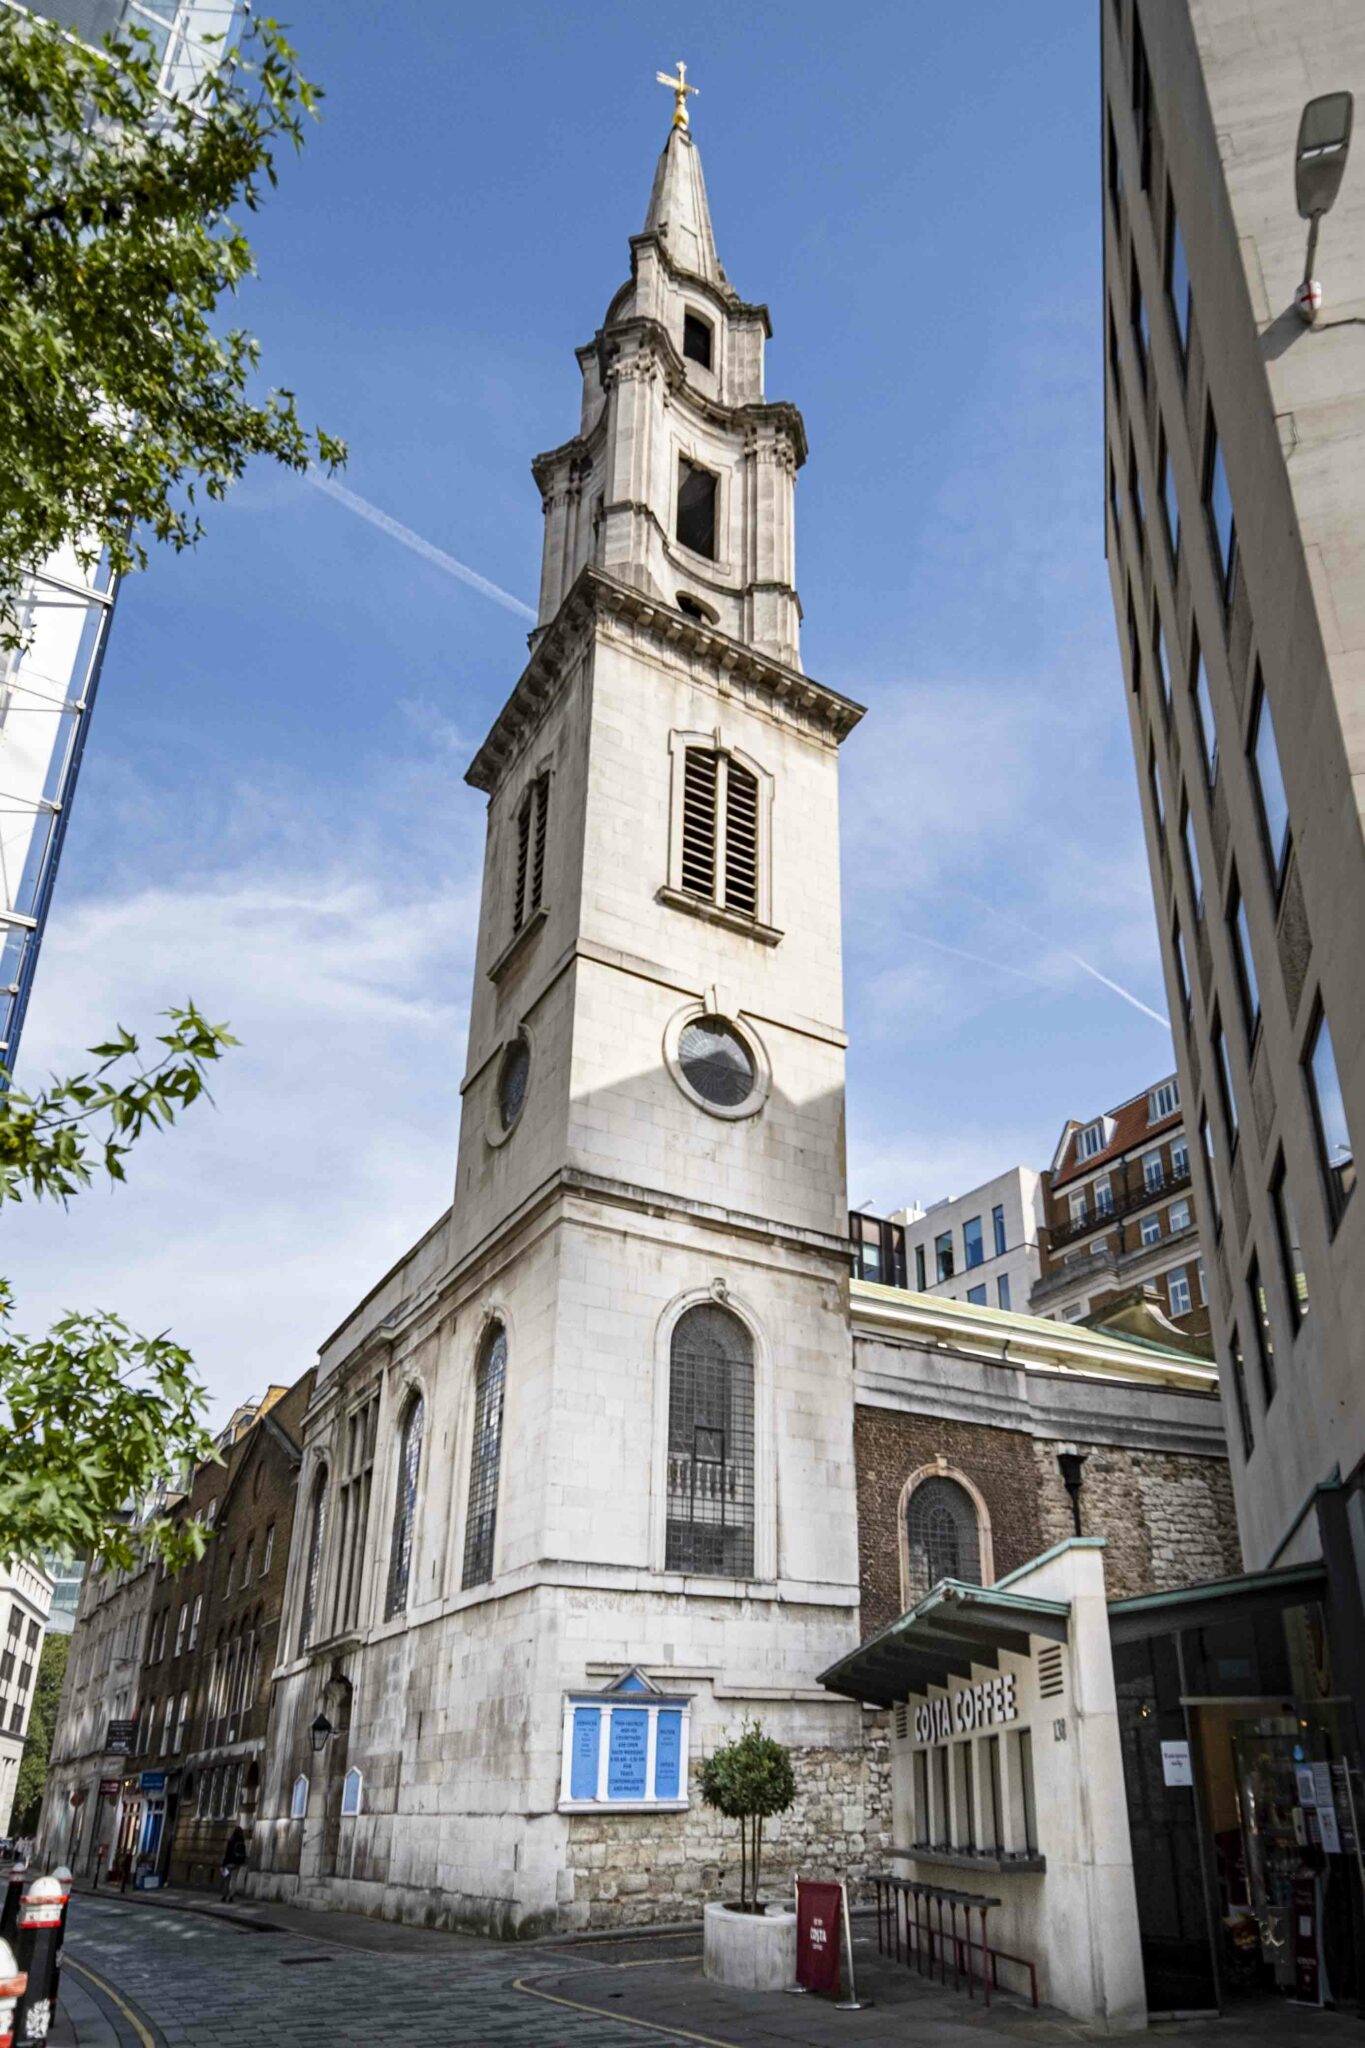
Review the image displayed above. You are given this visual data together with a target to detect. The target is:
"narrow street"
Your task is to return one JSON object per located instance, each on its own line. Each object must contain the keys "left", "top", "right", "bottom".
{"left": 45, "top": 1891, "right": 1365, "bottom": 2047}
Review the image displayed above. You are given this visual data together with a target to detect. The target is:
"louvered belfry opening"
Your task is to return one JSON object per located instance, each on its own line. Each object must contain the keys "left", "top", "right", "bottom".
{"left": 665, "top": 1303, "right": 755, "bottom": 1578}
{"left": 905, "top": 1477, "right": 983, "bottom": 1603}
{"left": 680, "top": 747, "right": 759, "bottom": 920}
{"left": 384, "top": 1393, "right": 425, "bottom": 1621}
{"left": 462, "top": 1324, "right": 507, "bottom": 1590}
{"left": 513, "top": 773, "right": 549, "bottom": 933}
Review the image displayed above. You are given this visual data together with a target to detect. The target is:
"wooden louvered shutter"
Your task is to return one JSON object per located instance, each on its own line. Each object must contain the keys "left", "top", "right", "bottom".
{"left": 722, "top": 759, "right": 758, "bottom": 917}
{"left": 530, "top": 775, "right": 549, "bottom": 915}
{"left": 681, "top": 748, "right": 718, "bottom": 899}
{"left": 514, "top": 789, "right": 532, "bottom": 930}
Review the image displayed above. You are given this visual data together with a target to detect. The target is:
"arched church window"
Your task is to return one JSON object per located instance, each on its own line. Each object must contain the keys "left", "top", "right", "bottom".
{"left": 676, "top": 457, "right": 717, "bottom": 559}
{"left": 904, "top": 1476, "right": 982, "bottom": 1603}
{"left": 497, "top": 1034, "right": 530, "bottom": 1132}
{"left": 665, "top": 1304, "right": 754, "bottom": 1578}
{"left": 513, "top": 772, "right": 549, "bottom": 933}
{"left": 384, "top": 1392, "right": 425, "bottom": 1620}
{"left": 462, "top": 1325, "right": 507, "bottom": 1590}
{"left": 683, "top": 311, "right": 713, "bottom": 369}
{"left": 680, "top": 747, "right": 759, "bottom": 918}
{"left": 299, "top": 1468, "right": 327, "bottom": 1651}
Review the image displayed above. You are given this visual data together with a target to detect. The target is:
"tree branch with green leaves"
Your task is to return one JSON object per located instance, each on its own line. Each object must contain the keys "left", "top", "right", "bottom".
{"left": 0, "top": 6, "right": 345, "bottom": 649}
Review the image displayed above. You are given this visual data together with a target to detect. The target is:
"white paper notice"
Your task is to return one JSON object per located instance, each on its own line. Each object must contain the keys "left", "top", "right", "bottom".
{"left": 1161, "top": 1740, "right": 1193, "bottom": 1786}
{"left": 1296, "top": 1764, "right": 1318, "bottom": 1806}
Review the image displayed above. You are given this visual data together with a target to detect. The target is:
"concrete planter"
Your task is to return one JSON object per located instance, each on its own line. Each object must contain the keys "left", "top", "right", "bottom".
{"left": 702, "top": 1900, "right": 797, "bottom": 1990}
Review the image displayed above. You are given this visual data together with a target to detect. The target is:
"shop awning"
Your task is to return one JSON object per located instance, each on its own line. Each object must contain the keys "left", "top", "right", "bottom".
{"left": 818, "top": 1580, "right": 1071, "bottom": 1709}
{"left": 1107, "top": 1560, "right": 1326, "bottom": 1643}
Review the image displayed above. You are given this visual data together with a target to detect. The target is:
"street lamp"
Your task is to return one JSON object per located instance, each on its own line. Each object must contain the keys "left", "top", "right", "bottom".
{"left": 309, "top": 1714, "right": 333, "bottom": 1755}
{"left": 1294, "top": 91, "right": 1353, "bottom": 323}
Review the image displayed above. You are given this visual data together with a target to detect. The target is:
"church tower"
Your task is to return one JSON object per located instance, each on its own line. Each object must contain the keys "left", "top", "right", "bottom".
{"left": 261, "top": 75, "right": 868, "bottom": 1936}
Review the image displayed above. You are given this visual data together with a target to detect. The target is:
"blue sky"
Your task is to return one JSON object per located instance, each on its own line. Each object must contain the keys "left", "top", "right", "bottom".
{"left": 8, "top": 1, "right": 1175, "bottom": 1413}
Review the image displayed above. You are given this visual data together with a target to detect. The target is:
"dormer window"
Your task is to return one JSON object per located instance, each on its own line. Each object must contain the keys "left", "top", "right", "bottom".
{"left": 676, "top": 458, "right": 716, "bottom": 559}
{"left": 683, "top": 311, "right": 713, "bottom": 369}
{"left": 1075, "top": 1121, "right": 1106, "bottom": 1162}
{"left": 1148, "top": 1078, "right": 1180, "bottom": 1123}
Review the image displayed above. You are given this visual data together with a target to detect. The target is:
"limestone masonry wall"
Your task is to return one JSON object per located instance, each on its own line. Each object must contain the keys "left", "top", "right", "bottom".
{"left": 564, "top": 1728, "right": 892, "bottom": 1927}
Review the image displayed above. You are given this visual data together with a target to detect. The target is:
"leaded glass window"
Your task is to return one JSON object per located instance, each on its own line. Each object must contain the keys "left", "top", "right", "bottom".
{"left": 299, "top": 1470, "right": 327, "bottom": 1651}
{"left": 665, "top": 1304, "right": 754, "bottom": 1578}
{"left": 462, "top": 1326, "right": 507, "bottom": 1589}
{"left": 385, "top": 1393, "right": 425, "bottom": 1620}
{"left": 905, "top": 1477, "right": 982, "bottom": 1602}
{"left": 679, "top": 1017, "right": 755, "bottom": 1108}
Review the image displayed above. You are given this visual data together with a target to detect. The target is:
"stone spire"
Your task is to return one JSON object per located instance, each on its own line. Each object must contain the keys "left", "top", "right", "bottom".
{"left": 642, "top": 124, "right": 724, "bottom": 289}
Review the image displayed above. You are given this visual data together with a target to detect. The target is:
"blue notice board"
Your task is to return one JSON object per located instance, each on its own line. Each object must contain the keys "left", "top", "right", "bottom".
{"left": 654, "top": 1710, "right": 682, "bottom": 1799}
{"left": 606, "top": 1708, "right": 648, "bottom": 1798}
{"left": 570, "top": 1707, "right": 601, "bottom": 1799}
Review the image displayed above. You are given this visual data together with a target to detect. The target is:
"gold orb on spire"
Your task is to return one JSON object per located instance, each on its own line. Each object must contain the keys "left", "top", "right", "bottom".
{"left": 656, "top": 59, "right": 698, "bottom": 131}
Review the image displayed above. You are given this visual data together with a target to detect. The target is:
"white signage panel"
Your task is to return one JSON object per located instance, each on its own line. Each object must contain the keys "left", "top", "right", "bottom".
{"left": 1160, "top": 1739, "right": 1193, "bottom": 1786}
{"left": 913, "top": 1672, "right": 1017, "bottom": 1746}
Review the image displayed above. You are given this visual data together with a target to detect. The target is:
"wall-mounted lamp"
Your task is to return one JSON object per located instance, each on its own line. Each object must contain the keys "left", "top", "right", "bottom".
{"left": 1056, "top": 1449, "right": 1088, "bottom": 1539}
{"left": 1295, "top": 91, "right": 1354, "bottom": 323}
{"left": 310, "top": 1714, "right": 334, "bottom": 1755}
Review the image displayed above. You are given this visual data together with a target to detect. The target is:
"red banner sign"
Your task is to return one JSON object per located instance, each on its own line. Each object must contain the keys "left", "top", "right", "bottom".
{"left": 796, "top": 1880, "right": 844, "bottom": 1996}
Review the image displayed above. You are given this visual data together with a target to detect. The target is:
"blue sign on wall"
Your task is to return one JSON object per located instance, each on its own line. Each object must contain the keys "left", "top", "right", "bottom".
{"left": 138, "top": 1771, "right": 166, "bottom": 1792}
{"left": 606, "top": 1708, "right": 648, "bottom": 1798}
{"left": 654, "top": 1710, "right": 682, "bottom": 1799}
{"left": 570, "top": 1708, "right": 601, "bottom": 1799}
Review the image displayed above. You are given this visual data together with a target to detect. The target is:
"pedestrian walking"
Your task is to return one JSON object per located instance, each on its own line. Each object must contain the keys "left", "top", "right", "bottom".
{"left": 220, "top": 1826, "right": 247, "bottom": 1903}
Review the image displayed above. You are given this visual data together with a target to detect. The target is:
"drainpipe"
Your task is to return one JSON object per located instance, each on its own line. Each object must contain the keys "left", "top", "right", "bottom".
{"left": 1056, "top": 1449, "right": 1088, "bottom": 1538}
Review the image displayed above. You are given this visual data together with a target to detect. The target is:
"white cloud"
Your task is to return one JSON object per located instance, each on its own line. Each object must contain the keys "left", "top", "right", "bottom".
{"left": 6, "top": 761, "right": 483, "bottom": 1423}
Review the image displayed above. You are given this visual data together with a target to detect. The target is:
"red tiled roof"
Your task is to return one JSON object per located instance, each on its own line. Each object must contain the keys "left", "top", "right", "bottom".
{"left": 1052, "top": 1099, "right": 1185, "bottom": 1189}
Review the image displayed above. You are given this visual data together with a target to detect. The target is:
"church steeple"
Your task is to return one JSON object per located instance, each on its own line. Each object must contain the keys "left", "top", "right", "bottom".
{"left": 530, "top": 82, "right": 807, "bottom": 670}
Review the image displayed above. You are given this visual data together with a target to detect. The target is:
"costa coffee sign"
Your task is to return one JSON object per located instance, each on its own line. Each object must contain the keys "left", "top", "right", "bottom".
{"left": 914, "top": 1672, "right": 1018, "bottom": 1745}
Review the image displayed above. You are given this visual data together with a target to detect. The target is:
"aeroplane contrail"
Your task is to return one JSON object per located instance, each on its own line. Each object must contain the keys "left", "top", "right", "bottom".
{"left": 958, "top": 889, "right": 1170, "bottom": 1029}
{"left": 307, "top": 471, "right": 537, "bottom": 622}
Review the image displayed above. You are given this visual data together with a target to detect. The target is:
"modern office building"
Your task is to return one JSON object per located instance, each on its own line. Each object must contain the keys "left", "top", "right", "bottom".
{"left": 851, "top": 1168, "right": 1042, "bottom": 1315}
{"left": 1, "top": 1, "right": 241, "bottom": 1069}
{"left": 0, "top": 1560, "right": 54, "bottom": 1837}
{"left": 1102, "top": 0, "right": 1365, "bottom": 2010}
{"left": 1032, "top": 1074, "right": 1210, "bottom": 1348}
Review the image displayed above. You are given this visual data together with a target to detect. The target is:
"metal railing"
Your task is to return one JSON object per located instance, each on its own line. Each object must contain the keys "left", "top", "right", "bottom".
{"left": 1047, "top": 1166, "right": 1192, "bottom": 1250}
{"left": 872, "top": 1874, "right": 1038, "bottom": 2008}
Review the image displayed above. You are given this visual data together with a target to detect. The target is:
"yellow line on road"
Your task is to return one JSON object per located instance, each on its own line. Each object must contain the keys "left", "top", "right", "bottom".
{"left": 512, "top": 1974, "right": 744, "bottom": 2047}
{"left": 64, "top": 1955, "right": 157, "bottom": 2048}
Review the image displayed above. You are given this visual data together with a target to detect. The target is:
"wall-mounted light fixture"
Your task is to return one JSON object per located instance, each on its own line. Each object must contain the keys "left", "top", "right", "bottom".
{"left": 310, "top": 1714, "right": 334, "bottom": 1755}
{"left": 1295, "top": 92, "right": 1354, "bottom": 323}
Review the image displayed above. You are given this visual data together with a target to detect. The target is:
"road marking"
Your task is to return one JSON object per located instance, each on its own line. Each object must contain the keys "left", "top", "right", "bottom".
{"left": 64, "top": 1956, "right": 157, "bottom": 2048}
{"left": 512, "top": 1974, "right": 743, "bottom": 2047}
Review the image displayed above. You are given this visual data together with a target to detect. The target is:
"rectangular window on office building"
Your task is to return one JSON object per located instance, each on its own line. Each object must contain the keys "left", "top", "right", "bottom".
{"left": 1181, "top": 795, "right": 1204, "bottom": 916}
{"left": 997, "top": 1274, "right": 1011, "bottom": 1312}
{"left": 992, "top": 1205, "right": 1007, "bottom": 1258}
{"left": 1249, "top": 670, "right": 1292, "bottom": 890}
{"left": 914, "top": 1243, "right": 927, "bottom": 1291}
{"left": 1227, "top": 1325, "right": 1254, "bottom": 1458}
{"left": 963, "top": 1216, "right": 984, "bottom": 1269}
{"left": 1228, "top": 872, "right": 1260, "bottom": 1039}
{"left": 1165, "top": 190, "right": 1191, "bottom": 362}
{"left": 1130, "top": 252, "right": 1148, "bottom": 388}
{"left": 1148, "top": 741, "right": 1166, "bottom": 835}
{"left": 1172, "top": 915, "right": 1191, "bottom": 1019}
{"left": 1247, "top": 1253, "right": 1277, "bottom": 1404}
{"left": 967, "top": 1284, "right": 987, "bottom": 1307}
{"left": 1167, "top": 1266, "right": 1192, "bottom": 1317}
{"left": 1203, "top": 410, "right": 1239, "bottom": 604}
{"left": 1212, "top": 1011, "right": 1239, "bottom": 1148}
{"left": 935, "top": 1230, "right": 954, "bottom": 1283}
{"left": 1200, "top": 1111, "right": 1220, "bottom": 1231}
{"left": 1305, "top": 1005, "right": 1355, "bottom": 1228}
{"left": 1141, "top": 1214, "right": 1162, "bottom": 1248}
{"left": 1158, "top": 426, "right": 1179, "bottom": 559}
{"left": 1129, "top": 433, "right": 1146, "bottom": 555}
{"left": 1142, "top": 1149, "right": 1164, "bottom": 1193}
{"left": 1190, "top": 635, "right": 1218, "bottom": 784}
{"left": 1154, "top": 603, "right": 1172, "bottom": 714}
{"left": 1271, "top": 1153, "right": 1309, "bottom": 1325}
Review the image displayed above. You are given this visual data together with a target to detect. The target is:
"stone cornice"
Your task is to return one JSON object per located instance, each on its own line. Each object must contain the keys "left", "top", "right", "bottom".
{"left": 465, "top": 566, "right": 864, "bottom": 795}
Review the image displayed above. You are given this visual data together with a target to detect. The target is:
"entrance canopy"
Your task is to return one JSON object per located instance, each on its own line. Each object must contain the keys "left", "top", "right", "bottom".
{"left": 819, "top": 1578, "right": 1071, "bottom": 1708}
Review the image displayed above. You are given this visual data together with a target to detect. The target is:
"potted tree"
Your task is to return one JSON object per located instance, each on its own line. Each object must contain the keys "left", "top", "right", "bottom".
{"left": 699, "top": 1722, "right": 799, "bottom": 1989}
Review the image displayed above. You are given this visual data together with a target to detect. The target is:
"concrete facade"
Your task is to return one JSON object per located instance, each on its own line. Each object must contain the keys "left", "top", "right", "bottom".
{"left": 1102, "top": 1, "right": 1365, "bottom": 1612}
{"left": 889, "top": 1166, "right": 1042, "bottom": 1316}
{"left": 40, "top": 1550, "right": 151, "bottom": 1873}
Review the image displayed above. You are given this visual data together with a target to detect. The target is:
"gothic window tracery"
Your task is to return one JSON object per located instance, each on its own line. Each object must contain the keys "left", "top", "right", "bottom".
{"left": 665, "top": 1304, "right": 755, "bottom": 1578}
{"left": 385, "top": 1391, "right": 425, "bottom": 1620}
{"left": 462, "top": 1325, "right": 507, "bottom": 1590}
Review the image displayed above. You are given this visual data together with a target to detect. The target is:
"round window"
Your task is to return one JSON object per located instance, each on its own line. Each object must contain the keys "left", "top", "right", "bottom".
{"left": 498, "top": 1036, "right": 530, "bottom": 1130}
{"left": 678, "top": 1016, "right": 756, "bottom": 1108}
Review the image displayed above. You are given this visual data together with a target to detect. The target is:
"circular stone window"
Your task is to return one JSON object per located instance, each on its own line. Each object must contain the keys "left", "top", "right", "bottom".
{"left": 679, "top": 1016, "right": 754, "bottom": 1106}
{"left": 497, "top": 1035, "right": 530, "bottom": 1131}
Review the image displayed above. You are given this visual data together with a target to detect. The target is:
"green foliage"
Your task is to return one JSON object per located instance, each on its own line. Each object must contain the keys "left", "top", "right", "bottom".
{"left": 0, "top": 1007, "right": 233, "bottom": 1571}
{"left": 0, "top": 7, "right": 345, "bottom": 648}
{"left": 700, "top": 1720, "right": 796, "bottom": 1907}
{"left": 11, "top": 1631, "right": 68, "bottom": 1837}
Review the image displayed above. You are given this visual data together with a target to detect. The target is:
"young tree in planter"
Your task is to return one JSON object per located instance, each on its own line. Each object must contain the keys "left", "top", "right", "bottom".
{"left": 699, "top": 1721, "right": 796, "bottom": 1912}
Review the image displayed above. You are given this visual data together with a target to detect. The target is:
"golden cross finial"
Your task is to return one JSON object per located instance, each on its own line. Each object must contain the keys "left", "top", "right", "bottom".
{"left": 656, "top": 59, "right": 698, "bottom": 131}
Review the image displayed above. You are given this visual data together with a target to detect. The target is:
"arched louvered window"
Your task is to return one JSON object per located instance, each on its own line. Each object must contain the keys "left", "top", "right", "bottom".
{"left": 680, "top": 748, "right": 760, "bottom": 919}
{"left": 462, "top": 1326, "right": 507, "bottom": 1590}
{"left": 513, "top": 774, "right": 549, "bottom": 934}
{"left": 904, "top": 1476, "right": 982, "bottom": 1603}
{"left": 299, "top": 1468, "right": 328, "bottom": 1651}
{"left": 665, "top": 1303, "right": 754, "bottom": 1578}
{"left": 385, "top": 1392, "right": 425, "bottom": 1620}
